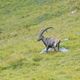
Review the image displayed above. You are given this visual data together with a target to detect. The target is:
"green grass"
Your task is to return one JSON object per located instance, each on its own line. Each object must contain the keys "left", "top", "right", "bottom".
{"left": 0, "top": 0, "right": 80, "bottom": 80}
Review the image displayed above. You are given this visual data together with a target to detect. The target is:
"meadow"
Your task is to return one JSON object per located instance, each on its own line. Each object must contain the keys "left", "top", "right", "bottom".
{"left": 0, "top": 0, "right": 80, "bottom": 80}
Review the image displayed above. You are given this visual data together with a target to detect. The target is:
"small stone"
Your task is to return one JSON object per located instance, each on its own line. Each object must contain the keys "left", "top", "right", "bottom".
{"left": 64, "top": 38, "right": 69, "bottom": 41}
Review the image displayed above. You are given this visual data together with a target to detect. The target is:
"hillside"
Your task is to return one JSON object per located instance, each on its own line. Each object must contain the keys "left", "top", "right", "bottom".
{"left": 0, "top": 0, "right": 80, "bottom": 80}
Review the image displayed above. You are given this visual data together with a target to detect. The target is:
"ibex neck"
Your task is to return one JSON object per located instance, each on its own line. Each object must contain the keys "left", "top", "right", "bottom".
{"left": 41, "top": 37, "right": 47, "bottom": 47}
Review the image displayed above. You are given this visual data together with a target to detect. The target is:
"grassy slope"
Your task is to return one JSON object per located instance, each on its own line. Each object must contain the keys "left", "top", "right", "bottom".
{"left": 0, "top": 0, "right": 80, "bottom": 80}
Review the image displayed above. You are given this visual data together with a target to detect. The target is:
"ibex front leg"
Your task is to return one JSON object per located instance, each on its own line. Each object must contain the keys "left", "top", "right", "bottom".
{"left": 45, "top": 46, "right": 49, "bottom": 53}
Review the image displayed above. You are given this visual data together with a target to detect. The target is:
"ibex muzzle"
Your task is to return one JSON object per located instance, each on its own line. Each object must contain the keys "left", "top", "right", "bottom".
{"left": 38, "top": 27, "right": 61, "bottom": 53}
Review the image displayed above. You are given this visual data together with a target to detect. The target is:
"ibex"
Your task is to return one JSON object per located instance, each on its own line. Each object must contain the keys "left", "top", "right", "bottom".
{"left": 37, "top": 27, "right": 61, "bottom": 53}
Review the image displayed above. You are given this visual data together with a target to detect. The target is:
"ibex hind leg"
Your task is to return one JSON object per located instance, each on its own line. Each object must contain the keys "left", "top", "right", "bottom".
{"left": 56, "top": 42, "right": 60, "bottom": 51}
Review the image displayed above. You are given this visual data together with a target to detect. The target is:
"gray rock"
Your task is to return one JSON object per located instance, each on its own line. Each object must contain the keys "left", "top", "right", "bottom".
{"left": 63, "top": 38, "right": 69, "bottom": 41}
{"left": 59, "top": 47, "right": 69, "bottom": 53}
{"left": 40, "top": 47, "right": 69, "bottom": 54}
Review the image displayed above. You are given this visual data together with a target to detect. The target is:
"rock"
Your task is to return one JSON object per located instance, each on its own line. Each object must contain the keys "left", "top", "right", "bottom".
{"left": 40, "top": 47, "right": 69, "bottom": 54}
{"left": 59, "top": 47, "right": 69, "bottom": 53}
{"left": 64, "top": 38, "right": 69, "bottom": 41}
{"left": 40, "top": 48, "right": 54, "bottom": 54}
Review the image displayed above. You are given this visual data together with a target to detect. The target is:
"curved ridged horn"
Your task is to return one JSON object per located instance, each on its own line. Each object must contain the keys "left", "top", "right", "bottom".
{"left": 40, "top": 27, "right": 53, "bottom": 36}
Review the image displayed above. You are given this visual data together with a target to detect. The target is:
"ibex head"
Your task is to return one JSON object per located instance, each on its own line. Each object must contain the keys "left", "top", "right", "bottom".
{"left": 37, "top": 27, "right": 53, "bottom": 41}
